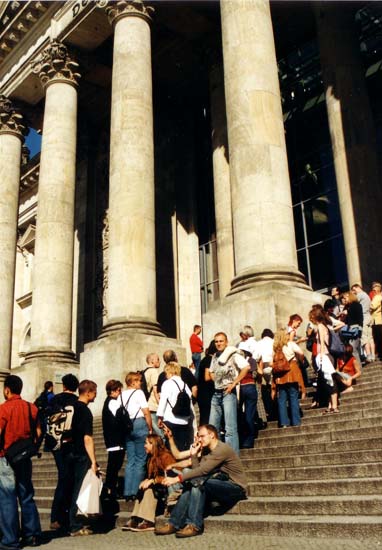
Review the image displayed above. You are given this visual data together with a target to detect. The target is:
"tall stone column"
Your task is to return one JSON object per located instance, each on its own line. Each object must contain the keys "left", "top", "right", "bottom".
{"left": 25, "top": 42, "right": 80, "bottom": 365}
{"left": 101, "top": 0, "right": 163, "bottom": 336}
{"left": 209, "top": 62, "right": 235, "bottom": 298}
{"left": 220, "top": 0, "right": 307, "bottom": 293}
{"left": 315, "top": 4, "right": 382, "bottom": 285}
{"left": 0, "top": 96, "right": 26, "bottom": 381}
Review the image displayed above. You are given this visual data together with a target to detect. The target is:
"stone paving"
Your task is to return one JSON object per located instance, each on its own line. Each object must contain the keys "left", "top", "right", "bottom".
{"left": 36, "top": 529, "right": 382, "bottom": 550}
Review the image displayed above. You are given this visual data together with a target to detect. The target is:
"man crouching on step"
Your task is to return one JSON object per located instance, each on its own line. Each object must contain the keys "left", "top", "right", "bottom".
{"left": 155, "top": 424, "right": 247, "bottom": 538}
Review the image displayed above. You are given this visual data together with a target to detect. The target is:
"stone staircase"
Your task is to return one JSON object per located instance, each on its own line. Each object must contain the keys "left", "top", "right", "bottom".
{"left": 31, "top": 362, "right": 382, "bottom": 540}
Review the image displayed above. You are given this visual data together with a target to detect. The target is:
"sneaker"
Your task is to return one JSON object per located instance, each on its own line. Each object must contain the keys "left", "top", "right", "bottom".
{"left": 122, "top": 518, "right": 140, "bottom": 531}
{"left": 70, "top": 527, "right": 93, "bottom": 537}
{"left": 131, "top": 521, "right": 155, "bottom": 532}
{"left": 22, "top": 535, "right": 41, "bottom": 547}
{"left": 154, "top": 523, "right": 177, "bottom": 536}
{"left": 175, "top": 524, "right": 202, "bottom": 538}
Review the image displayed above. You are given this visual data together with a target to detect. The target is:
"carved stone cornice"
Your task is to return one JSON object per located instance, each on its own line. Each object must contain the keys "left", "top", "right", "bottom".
{"left": 98, "top": 0, "right": 154, "bottom": 27}
{"left": 0, "top": 94, "right": 26, "bottom": 139}
{"left": 31, "top": 41, "right": 81, "bottom": 89}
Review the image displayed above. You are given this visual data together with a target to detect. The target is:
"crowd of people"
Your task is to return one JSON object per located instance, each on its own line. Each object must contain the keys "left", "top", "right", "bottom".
{"left": 0, "top": 281, "right": 380, "bottom": 546}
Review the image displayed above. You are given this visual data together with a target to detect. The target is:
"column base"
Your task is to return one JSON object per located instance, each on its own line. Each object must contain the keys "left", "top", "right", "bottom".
{"left": 100, "top": 317, "right": 165, "bottom": 338}
{"left": 23, "top": 348, "right": 79, "bottom": 365}
{"left": 229, "top": 268, "right": 310, "bottom": 295}
{"left": 80, "top": 331, "right": 186, "bottom": 415}
{"left": 203, "top": 281, "right": 325, "bottom": 345}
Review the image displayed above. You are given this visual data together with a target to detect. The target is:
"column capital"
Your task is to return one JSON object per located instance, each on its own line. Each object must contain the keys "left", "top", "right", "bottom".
{"left": 0, "top": 95, "right": 27, "bottom": 140}
{"left": 31, "top": 41, "right": 81, "bottom": 89}
{"left": 98, "top": 0, "right": 154, "bottom": 27}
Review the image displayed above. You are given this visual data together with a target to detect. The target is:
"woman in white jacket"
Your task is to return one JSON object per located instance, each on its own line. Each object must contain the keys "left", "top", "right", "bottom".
{"left": 157, "top": 362, "right": 193, "bottom": 451}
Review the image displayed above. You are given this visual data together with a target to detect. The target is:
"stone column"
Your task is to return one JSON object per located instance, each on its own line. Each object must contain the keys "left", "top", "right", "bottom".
{"left": 209, "top": 61, "right": 235, "bottom": 297}
{"left": 0, "top": 96, "right": 26, "bottom": 381}
{"left": 315, "top": 4, "right": 382, "bottom": 285}
{"left": 101, "top": 0, "right": 163, "bottom": 336}
{"left": 220, "top": 0, "right": 307, "bottom": 293}
{"left": 24, "top": 42, "right": 80, "bottom": 365}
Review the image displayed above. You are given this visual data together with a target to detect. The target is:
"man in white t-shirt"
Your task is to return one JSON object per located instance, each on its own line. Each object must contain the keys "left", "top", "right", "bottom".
{"left": 206, "top": 332, "right": 250, "bottom": 454}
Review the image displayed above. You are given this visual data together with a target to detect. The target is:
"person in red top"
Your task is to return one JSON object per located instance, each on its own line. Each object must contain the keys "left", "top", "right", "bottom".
{"left": 189, "top": 325, "right": 204, "bottom": 382}
{"left": 0, "top": 375, "right": 42, "bottom": 549}
{"left": 334, "top": 344, "right": 362, "bottom": 395}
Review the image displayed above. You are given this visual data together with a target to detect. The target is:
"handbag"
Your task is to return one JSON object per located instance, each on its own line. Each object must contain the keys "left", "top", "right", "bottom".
{"left": 152, "top": 483, "right": 168, "bottom": 502}
{"left": 76, "top": 468, "right": 103, "bottom": 516}
{"left": 328, "top": 330, "right": 345, "bottom": 357}
{"left": 5, "top": 403, "right": 38, "bottom": 467}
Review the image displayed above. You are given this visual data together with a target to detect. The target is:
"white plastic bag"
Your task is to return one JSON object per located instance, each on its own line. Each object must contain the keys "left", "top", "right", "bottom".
{"left": 316, "top": 354, "right": 335, "bottom": 386}
{"left": 76, "top": 469, "right": 103, "bottom": 516}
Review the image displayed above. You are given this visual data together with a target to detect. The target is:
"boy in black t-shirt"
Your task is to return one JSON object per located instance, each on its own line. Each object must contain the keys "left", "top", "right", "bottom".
{"left": 67, "top": 379, "right": 98, "bottom": 537}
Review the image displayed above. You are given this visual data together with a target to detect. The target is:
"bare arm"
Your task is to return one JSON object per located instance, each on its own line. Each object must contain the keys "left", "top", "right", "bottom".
{"left": 163, "top": 425, "right": 191, "bottom": 460}
{"left": 191, "top": 384, "right": 198, "bottom": 399}
{"left": 84, "top": 435, "right": 97, "bottom": 473}
{"left": 142, "top": 407, "right": 153, "bottom": 432}
{"left": 205, "top": 368, "right": 214, "bottom": 382}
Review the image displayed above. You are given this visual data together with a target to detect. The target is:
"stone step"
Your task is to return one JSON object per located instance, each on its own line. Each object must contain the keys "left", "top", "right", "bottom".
{"left": 242, "top": 447, "right": 382, "bottom": 470}
{"left": 254, "top": 424, "right": 382, "bottom": 449}
{"left": 261, "top": 414, "right": 382, "bottom": 438}
{"left": 203, "top": 514, "right": 382, "bottom": 540}
{"left": 248, "top": 462, "right": 382, "bottom": 483}
{"left": 301, "top": 396, "right": 382, "bottom": 415}
{"left": 243, "top": 435, "right": 382, "bottom": 459}
{"left": 301, "top": 386, "right": 382, "bottom": 407}
{"left": 231, "top": 494, "right": 382, "bottom": 516}
{"left": 34, "top": 494, "right": 382, "bottom": 519}
{"left": 247, "top": 477, "right": 382, "bottom": 497}
{"left": 274, "top": 404, "right": 382, "bottom": 428}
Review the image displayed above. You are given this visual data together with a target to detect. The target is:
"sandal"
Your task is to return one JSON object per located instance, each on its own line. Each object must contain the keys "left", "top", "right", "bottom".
{"left": 310, "top": 402, "right": 319, "bottom": 409}
{"left": 331, "top": 408, "right": 340, "bottom": 413}
{"left": 322, "top": 408, "right": 332, "bottom": 415}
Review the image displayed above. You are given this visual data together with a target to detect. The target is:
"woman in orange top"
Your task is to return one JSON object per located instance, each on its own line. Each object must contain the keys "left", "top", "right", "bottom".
{"left": 335, "top": 344, "right": 361, "bottom": 395}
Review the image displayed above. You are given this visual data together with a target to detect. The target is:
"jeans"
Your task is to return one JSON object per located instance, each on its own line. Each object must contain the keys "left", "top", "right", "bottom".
{"left": 124, "top": 417, "right": 148, "bottom": 497}
{"left": 105, "top": 449, "right": 125, "bottom": 496}
{"left": 164, "top": 420, "right": 193, "bottom": 452}
{"left": 0, "top": 457, "right": 41, "bottom": 548}
{"left": 277, "top": 383, "right": 300, "bottom": 427}
{"left": 192, "top": 353, "right": 202, "bottom": 381}
{"left": 51, "top": 449, "right": 72, "bottom": 525}
{"left": 209, "top": 391, "right": 239, "bottom": 454}
{"left": 67, "top": 453, "right": 90, "bottom": 533}
{"left": 239, "top": 384, "right": 258, "bottom": 448}
{"left": 169, "top": 478, "right": 246, "bottom": 531}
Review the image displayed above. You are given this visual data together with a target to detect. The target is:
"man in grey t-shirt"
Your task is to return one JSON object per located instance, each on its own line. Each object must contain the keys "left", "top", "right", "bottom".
{"left": 205, "top": 332, "right": 250, "bottom": 454}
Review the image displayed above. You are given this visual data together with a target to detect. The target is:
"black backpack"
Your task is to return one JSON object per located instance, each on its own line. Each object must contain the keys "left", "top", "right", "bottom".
{"left": 45, "top": 404, "right": 75, "bottom": 452}
{"left": 168, "top": 380, "right": 191, "bottom": 417}
{"left": 115, "top": 391, "right": 140, "bottom": 435}
{"left": 140, "top": 368, "right": 154, "bottom": 401}
{"left": 34, "top": 391, "right": 49, "bottom": 413}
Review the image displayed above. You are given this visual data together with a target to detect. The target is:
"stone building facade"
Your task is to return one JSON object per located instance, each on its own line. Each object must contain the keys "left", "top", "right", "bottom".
{"left": 0, "top": 0, "right": 381, "bottom": 412}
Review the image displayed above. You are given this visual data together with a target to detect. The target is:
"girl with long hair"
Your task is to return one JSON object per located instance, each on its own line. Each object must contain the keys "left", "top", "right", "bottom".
{"left": 122, "top": 434, "right": 175, "bottom": 532}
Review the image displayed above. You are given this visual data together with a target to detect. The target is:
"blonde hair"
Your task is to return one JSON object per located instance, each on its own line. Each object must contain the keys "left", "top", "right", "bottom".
{"left": 125, "top": 372, "right": 141, "bottom": 387}
{"left": 273, "top": 329, "right": 289, "bottom": 352}
{"left": 342, "top": 291, "right": 357, "bottom": 304}
{"left": 164, "top": 361, "right": 181, "bottom": 377}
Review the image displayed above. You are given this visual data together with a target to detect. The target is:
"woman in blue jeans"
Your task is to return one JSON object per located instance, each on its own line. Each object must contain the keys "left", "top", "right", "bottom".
{"left": 273, "top": 330, "right": 306, "bottom": 428}
{"left": 119, "top": 372, "right": 153, "bottom": 500}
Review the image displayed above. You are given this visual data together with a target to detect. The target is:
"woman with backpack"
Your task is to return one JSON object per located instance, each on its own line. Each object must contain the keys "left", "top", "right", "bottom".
{"left": 272, "top": 329, "right": 305, "bottom": 428}
{"left": 120, "top": 372, "right": 153, "bottom": 501}
{"left": 156, "top": 362, "right": 193, "bottom": 452}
